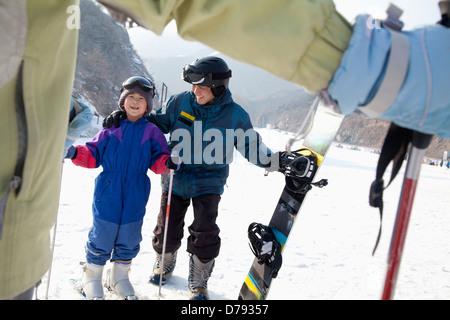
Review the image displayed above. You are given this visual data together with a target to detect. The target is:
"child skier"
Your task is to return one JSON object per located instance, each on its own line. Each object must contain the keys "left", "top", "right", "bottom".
{"left": 68, "top": 76, "right": 176, "bottom": 299}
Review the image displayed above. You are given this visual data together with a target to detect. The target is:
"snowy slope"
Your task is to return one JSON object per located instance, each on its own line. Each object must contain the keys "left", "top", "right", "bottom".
{"left": 40, "top": 128, "right": 450, "bottom": 300}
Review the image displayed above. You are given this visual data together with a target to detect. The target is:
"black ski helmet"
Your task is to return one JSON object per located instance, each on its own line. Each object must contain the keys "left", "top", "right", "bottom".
{"left": 182, "top": 56, "right": 232, "bottom": 97}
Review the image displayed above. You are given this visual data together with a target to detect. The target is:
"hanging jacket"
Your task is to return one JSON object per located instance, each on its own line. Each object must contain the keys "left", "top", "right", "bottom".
{"left": 148, "top": 89, "right": 273, "bottom": 199}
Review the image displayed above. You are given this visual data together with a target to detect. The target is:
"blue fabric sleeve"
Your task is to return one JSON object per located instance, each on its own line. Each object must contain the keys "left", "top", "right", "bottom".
{"left": 328, "top": 15, "right": 450, "bottom": 139}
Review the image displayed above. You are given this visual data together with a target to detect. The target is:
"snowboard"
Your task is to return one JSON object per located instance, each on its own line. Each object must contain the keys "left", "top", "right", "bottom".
{"left": 238, "top": 103, "right": 344, "bottom": 300}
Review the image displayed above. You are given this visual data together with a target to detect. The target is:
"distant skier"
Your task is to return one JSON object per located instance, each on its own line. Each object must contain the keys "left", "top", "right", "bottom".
{"left": 67, "top": 76, "right": 177, "bottom": 299}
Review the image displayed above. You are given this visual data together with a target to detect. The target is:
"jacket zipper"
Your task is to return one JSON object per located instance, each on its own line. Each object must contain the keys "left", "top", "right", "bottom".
{"left": 0, "top": 61, "right": 28, "bottom": 239}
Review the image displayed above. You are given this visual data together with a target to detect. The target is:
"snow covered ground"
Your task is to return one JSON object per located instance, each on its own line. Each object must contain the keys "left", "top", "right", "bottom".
{"left": 39, "top": 128, "right": 450, "bottom": 300}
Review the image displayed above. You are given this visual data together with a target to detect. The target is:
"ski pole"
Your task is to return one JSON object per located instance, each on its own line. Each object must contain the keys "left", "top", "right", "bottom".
{"left": 45, "top": 214, "right": 58, "bottom": 300}
{"left": 44, "top": 160, "right": 66, "bottom": 300}
{"left": 159, "top": 167, "right": 174, "bottom": 298}
{"left": 381, "top": 131, "right": 432, "bottom": 300}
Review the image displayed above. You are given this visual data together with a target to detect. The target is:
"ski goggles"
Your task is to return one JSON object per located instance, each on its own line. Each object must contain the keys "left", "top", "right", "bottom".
{"left": 121, "top": 76, "right": 155, "bottom": 92}
{"left": 182, "top": 65, "right": 208, "bottom": 85}
{"left": 182, "top": 64, "right": 232, "bottom": 87}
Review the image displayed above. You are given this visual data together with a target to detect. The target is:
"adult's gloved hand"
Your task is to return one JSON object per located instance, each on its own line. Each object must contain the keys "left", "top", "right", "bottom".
{"left": 102, "top": 110, "right": 126, "bottom": 128}
{"left": 267, "top": 151, "right": 301, "bottom": 173}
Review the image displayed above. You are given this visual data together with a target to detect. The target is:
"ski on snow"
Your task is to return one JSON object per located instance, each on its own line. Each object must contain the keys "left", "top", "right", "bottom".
{"left": 239, "top": 99, "right": 343, "bottom": 300}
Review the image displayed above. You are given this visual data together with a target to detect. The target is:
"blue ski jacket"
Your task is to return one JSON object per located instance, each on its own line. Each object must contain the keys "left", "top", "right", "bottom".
{"left": 72, "top": 118, "right": 170, "bottom": 264}
{"left": 148, "top": 89, "right": 274, "bottom": 199}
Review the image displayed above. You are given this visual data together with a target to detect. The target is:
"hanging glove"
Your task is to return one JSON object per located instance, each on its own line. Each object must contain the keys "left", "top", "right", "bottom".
{"left": 102, "top": 110, "right": 126, "bottom": 128}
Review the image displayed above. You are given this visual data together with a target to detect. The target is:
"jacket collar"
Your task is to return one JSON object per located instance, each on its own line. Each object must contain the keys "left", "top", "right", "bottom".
{"left": 190, "top": 88, "right": 233, "bottom": 110}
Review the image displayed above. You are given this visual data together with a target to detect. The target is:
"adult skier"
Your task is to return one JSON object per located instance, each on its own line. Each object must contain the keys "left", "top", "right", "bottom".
{"left": 1, "top": 0, "right": 448, "bottom": 300}
{"left": 151, "top": 57, "right": 281, "bottom": 300}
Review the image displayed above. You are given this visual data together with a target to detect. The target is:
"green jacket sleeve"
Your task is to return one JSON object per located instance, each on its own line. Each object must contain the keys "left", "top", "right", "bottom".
{"left": 0, "top": 0, "right": 79, "bottom": 299}
{"left": 97, "top": 0, "right": 352, "bottom": 93}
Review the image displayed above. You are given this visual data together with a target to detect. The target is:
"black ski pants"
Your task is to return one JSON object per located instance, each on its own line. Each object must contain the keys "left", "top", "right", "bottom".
{"left": 152, "top": 190, "right": 221, "bottom": 260}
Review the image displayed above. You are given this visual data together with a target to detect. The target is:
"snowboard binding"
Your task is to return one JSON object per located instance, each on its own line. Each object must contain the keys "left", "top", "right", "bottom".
{"left": 247, "top": 222, "right": 282, "bottom": 278}
{"left": 279, "top": 148, "right": 327, "bottom": 194}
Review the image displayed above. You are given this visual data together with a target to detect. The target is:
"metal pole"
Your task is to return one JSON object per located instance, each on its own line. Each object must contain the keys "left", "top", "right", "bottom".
{"left": 44, "top": 161, "right": 66, "bottom": 300}
{"left": 159, "top": 168, "right": 174, "bottom": 297}
{"left": 381, "top": 132, "right": 432, "bottom": 300}
{"left": 45, "top": 215, "right": 58, "bottom": 299}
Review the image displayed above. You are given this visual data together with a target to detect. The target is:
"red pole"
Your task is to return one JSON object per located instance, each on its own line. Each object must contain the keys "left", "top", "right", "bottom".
{"left": 381, "top": 132, "right": 432, "bottom": 300}
{"left": 381, "top": 176, "right": 418, "bottom": 300}
{"left": 159, "top": 168, "right": 174, "bottom": 297}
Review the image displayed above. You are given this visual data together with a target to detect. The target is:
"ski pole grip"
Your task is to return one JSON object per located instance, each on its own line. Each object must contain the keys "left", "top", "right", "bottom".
{"left": 438, "top": 0, "right": 450, "bottom": 27}
{"left": 411, "top": 131, "right": 433, "bottom": 150}
{"left": 170, "top": 150, "right": 181, "bottom": 164}
{"left": 167, "top": 150, "right": 182, "bottom": 171}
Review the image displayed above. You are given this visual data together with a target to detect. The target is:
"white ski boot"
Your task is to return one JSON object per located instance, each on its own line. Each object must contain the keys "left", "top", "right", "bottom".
{"left": 81, "top": 262, "right": 105, "bottom": 300}
{"left": 188, "top": 254, "right": 215, "bottom": 300}
{"left": 105, "top": 260, "right": 139, "bottom": 300}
